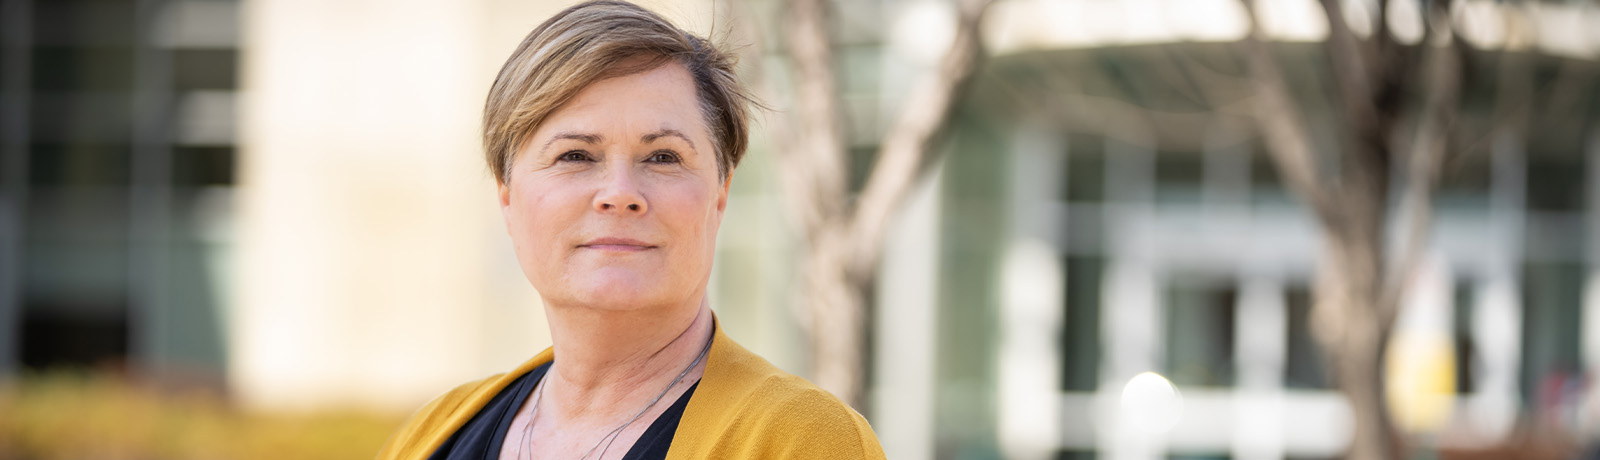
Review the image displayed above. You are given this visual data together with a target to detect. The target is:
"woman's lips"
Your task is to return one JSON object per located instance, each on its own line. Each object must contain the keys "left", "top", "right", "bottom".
{"left": 579, "top": 237, "right": 656, "bottom": 251}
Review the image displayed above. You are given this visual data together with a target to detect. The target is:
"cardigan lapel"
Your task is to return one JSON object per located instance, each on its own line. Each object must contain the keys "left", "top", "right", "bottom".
{"left": 664, "top": 315, "right": 779, "bottom": 460}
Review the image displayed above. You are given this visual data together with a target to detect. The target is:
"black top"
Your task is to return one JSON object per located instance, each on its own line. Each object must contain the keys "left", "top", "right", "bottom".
{"left": 426, "top": 362, "right": 699, "bottom": 460}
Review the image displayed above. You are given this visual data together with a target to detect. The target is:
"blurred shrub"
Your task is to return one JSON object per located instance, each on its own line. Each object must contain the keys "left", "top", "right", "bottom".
{"left": 0, "top": 370, "right": 403, "bottom": 460}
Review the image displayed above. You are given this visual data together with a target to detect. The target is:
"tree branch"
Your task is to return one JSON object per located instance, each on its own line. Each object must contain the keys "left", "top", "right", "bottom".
{"left": 1319, "top": 0, "right": 1379, "bottom": 127}
{"left": 784, "top": 0, "right": 850, "bottom": 238}
{"left": 844, "top": 0, "right": 997, "bottom": 279}
{"left": 1377, "top": 0, "right": 1463, "bottom": 329}
{"left": 1238, "top": 0, "right": 1338, "bottom": 225}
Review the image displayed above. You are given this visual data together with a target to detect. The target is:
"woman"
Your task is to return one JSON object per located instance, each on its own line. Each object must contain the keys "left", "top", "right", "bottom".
{"left": 376, "top": 1, "right": 886, "bottom": 459}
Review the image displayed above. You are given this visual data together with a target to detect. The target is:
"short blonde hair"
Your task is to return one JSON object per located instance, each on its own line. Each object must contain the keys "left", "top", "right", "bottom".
{"left": 483, "top": 0, "right": 753, "bottom": 184}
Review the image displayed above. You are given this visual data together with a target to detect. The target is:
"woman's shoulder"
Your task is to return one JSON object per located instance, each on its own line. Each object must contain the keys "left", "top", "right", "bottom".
{"left": 737, "top": 372, "right": 883, "bottom": 448}
{"left": 672, "top": 336, "right": 885, "bottom": 460}
{"left": 741, "top": 372, "right": 857, "bottom": 420}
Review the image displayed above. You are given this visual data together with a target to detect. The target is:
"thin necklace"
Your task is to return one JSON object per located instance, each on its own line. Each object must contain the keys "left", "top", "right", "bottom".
{"left": 519, "top": 332, "right": 713, "bottom": 460}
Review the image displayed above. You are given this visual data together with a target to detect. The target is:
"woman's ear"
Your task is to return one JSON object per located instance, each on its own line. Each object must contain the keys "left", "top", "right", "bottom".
{"left": 498, "top": 180, "right": 514, "bottom": 231}
{"left": 717, "top": 173, "right": 731, "bottom": 212}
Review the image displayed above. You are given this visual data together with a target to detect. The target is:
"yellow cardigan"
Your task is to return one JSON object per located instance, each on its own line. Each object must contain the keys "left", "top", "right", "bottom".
{"left": 375, "top": 321, "right": 886, "bottom": 459}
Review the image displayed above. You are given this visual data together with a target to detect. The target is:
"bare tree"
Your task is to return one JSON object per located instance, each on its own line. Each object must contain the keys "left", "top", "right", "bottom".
{"left": 755, "top": 0, "right": 998, "bottom": 407}
{"left": 1237, "top": 1, "right": 1466, "bottom": 459}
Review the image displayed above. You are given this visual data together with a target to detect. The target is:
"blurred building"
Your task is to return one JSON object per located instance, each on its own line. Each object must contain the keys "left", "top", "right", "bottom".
{"left": 0, "top": 0, "right": 241, "bottom": 387}
{"left": 908, "top": 1, "right": 1600, "bottom": 459}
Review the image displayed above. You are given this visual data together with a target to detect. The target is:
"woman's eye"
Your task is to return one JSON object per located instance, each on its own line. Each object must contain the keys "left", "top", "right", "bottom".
{"left": 646, "top": 151, "right": 680, "bottom": 164}
{"left": 559, "top": 150, "right": 590, "bottom": 162}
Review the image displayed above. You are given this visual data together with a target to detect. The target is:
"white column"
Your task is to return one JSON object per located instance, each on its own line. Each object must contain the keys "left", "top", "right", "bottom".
{"left": 997, "top": 125, "right": 1064, "bottom": 460}
{"left": 1233, "top": 275, "right": 1285, "bottom": 460}
{"left": 1100, "top": 123, "right": 1162, "bottom": 460}
{"left": 1580, "top": 127, "right": 1600, "bottom": 440}
{"left": 999, "top": 239, "right": 1065, "bottom": 460}
{"left": 873, "top": 164, "right": 942, "bottom": 460}
{"left": 1467, "top": 275, "right": 1521, "bottom": 441}
{"left": 1101, "top": 259, "right": 1163, "bottom": 460}
{"left": 1461, "top": 131, "right": 1526, "bottom": 442}
{"left": 1582, "top": 272, "right": 1600, "bottom": 439}
{"left": 1585, "top": 128, "right": 1600, "bottom": 373}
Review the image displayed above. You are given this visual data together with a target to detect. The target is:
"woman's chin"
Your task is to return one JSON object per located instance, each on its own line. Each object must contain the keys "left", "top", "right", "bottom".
{"left": 559, "top": 277, "right": 680, "bottom": 310}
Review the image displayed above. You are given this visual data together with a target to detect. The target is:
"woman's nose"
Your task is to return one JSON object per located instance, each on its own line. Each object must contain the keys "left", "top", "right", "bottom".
{"left": 593, "top": 167, "right": 647, "bottom": 214}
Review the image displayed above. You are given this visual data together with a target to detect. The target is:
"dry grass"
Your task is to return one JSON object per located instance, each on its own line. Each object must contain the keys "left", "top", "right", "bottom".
{"left": 0, "top": 370, "right": 404, "bottom": 460}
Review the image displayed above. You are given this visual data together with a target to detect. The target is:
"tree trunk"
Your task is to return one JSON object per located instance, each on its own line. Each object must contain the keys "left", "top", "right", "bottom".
{"left": 772, "top": 0, "right": 997, "bottom": 408}
{"left": 807, "top": 226, "right": 866, "bottom": 406}
{"left": 1238, "top": 0, "right": 1466, "bottom": 457}
{"left": 1315, "top": 237, "right": 1403, "bottom": 460}
{"left": 1332, "top": 320, "right": 1402, "bottom": 460}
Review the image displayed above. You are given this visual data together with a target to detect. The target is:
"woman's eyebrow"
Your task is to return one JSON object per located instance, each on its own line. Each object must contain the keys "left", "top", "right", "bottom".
{"left": 541, "top": 132, "right": 603, "bottom": 153}
{"left": 640, "top": 128, "right": 696, "bottom": 150}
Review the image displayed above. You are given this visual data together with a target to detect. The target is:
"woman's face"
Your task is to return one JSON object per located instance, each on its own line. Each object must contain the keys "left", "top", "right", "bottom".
{"left": 500, "top": 61, "right": 728, "bottom": 312}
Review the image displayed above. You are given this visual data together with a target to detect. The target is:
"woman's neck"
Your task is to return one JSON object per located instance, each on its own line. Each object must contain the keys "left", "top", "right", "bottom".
{"left": 539, "top": 297, "right": 714, "bottom": 421}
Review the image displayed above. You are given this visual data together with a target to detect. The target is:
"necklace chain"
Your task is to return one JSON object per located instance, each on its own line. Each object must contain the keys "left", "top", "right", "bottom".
{"left": 518, "top": 333, "right": 713, "bottom": 460}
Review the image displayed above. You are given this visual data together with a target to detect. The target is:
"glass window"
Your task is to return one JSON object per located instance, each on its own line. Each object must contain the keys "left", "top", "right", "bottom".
{"left": 1063, "top": 136, "right": 1105, "bottom": 203}
{"left": 29, "top": 143, "right": 131, "bottom": 187}
{"left": 1520, "top": 262, "right": 1585, "bottom": 405}
{"left": 1525, "top": 156, "right": 1585, "bottom": 213}
{"left": 1154, "top": 149, "right": 1204, "bottom": 207}
{"left": 30, "top": 92, "right": 134, "bottom": 144}
{"left": 1062, "top": 256, "right": 1103, "bottom": 392}
{"left": 1434, "top": 149, "right": 1492, "bottom": 212}
{"left": 31, "top": 46, "right": 135, "bottom": 91}
{"left": 173, "top": 49, "right": 238, "bottom": 91}
{"left": 19, "top": 306, "right": 129, "bottom": 369}
{"left": 1058, "top": 449, "right": 1098, "bottom": 460}
{"left": 1284, "top": 285, "right": 1333, "bottom": 389}
{"left": 1163, "top": 275, "right": 1237, "bottom": 388}
{"left": 172, "top": 146, "right": 234, "bottom": 187}
{"left": 1249, "top": 149, "right": 1294, "bottom": 209}
{"left": 31, "top": 0, "right": 138, "bottom": 47}
{"left": 1453, "top": 282, "right": 1477, "bottom": 394}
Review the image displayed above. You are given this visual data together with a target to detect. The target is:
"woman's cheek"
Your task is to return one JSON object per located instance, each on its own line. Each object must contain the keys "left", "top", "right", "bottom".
{"left": 512, "top": 188, "right": 558, "bottom": 259}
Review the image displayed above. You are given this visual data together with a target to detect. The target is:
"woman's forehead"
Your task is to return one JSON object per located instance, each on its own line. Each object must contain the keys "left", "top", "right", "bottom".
{"left": 536, "top": 62, "right": 711, "bottom": 144}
